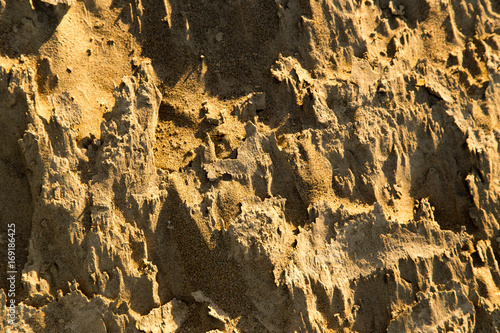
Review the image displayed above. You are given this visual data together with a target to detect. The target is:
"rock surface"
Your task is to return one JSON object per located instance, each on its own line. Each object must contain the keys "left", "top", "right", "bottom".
{"left": 0, "top": 0, "right": 500, "bottom": 332}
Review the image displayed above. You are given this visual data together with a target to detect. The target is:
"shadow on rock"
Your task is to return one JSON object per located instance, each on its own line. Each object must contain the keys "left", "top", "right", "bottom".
{"left": 0, "top": 0, "right": 70, "bottom": 56}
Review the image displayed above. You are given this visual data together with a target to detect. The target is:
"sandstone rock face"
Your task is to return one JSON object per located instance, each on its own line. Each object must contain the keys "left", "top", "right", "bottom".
{"left": 0, "top": 0, "right": 500, "bottom": 332}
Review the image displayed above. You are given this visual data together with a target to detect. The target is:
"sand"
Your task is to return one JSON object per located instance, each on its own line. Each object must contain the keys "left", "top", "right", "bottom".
{"left": 0, "top": 0, "right": 500, "bottom": 332}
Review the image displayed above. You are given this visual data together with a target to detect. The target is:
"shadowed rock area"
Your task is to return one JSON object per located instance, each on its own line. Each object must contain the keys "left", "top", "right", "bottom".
{"left": 0, "top": 0, "right": 500, "bottom": 332}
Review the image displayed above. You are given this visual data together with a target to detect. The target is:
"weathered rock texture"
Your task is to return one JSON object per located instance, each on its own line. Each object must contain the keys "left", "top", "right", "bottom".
{"left": 0, "top": 0, "right": 500, "bottom": 332}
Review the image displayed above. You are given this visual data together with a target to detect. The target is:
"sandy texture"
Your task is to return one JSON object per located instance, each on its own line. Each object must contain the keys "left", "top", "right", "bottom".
{"left": 0, "top": 0, "right": 500, "bottom": 332}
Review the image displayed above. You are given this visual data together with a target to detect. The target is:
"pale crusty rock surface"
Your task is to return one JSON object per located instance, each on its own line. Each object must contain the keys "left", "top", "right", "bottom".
{"left": 0, "top": 0, "right": 500, "bottom": 332}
